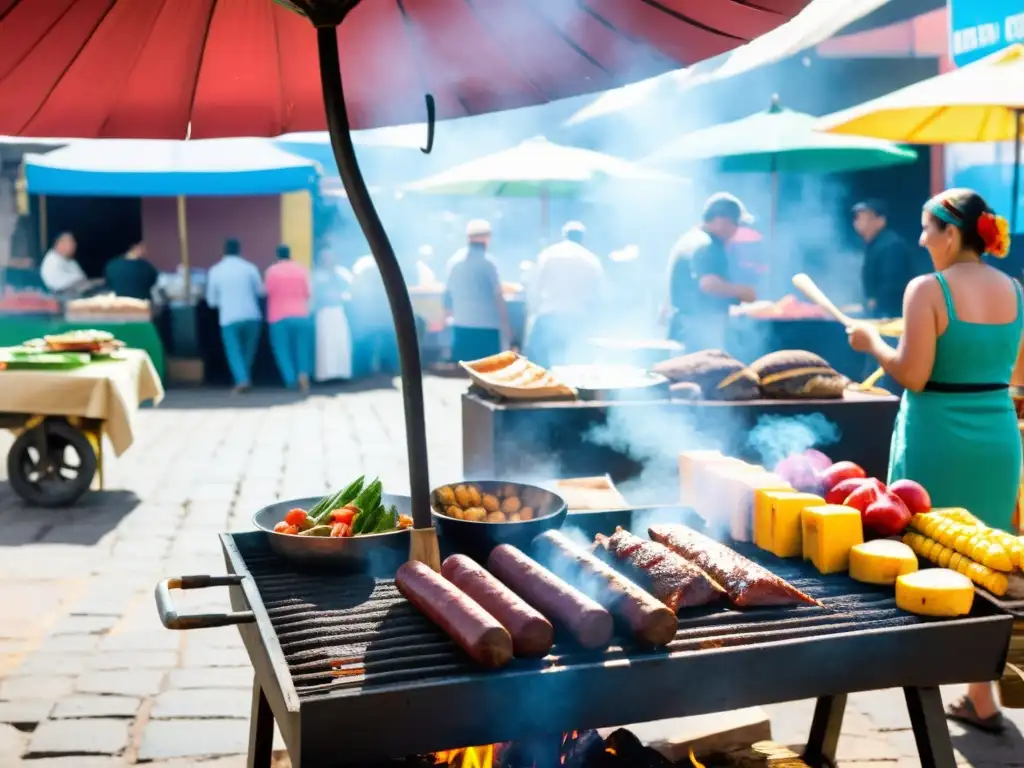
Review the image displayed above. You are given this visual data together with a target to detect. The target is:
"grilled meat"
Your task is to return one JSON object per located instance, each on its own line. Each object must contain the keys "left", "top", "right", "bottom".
{"left": 595, "top": 527, "right": 724, "bottom": 611}
{"left": 649, "top": 524, "right": 819, "bottom": 608}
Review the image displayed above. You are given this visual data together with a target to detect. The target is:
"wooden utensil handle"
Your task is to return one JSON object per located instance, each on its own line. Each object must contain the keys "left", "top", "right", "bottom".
{"left": 792, "top": 273, "right": 855, "bottom": 327}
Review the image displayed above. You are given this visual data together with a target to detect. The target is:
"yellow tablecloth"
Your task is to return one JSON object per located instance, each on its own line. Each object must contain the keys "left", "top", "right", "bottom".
{"left": 0, "top": 349, "right": 163, "bottom": 456}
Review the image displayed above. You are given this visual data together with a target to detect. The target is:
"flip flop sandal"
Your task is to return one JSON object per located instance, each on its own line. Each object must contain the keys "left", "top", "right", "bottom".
{"left": 946, "top": 695, "right": 1006, "bottom": 734}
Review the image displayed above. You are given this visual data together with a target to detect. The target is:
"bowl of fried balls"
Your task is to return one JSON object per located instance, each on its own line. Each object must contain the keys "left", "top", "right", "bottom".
{"left": 430, "top": 481, "right": 568, "bottom": 560}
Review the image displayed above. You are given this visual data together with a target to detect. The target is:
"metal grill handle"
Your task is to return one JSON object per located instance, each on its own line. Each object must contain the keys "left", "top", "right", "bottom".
{"left": 155, "top": 575, "right": 256, "bottom": 630}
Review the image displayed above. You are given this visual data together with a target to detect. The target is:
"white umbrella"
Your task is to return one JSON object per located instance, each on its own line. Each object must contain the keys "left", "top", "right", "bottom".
{"left": 404, "top": 136, "right": 684, "bottom": 237}
{"left": 404, "top": 136, "right": 681, "bottom": 197}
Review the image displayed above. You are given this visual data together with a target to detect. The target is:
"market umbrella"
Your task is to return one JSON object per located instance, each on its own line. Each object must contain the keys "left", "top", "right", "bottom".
{"left": 404, "top": 136, "right": 684, "bottom": 237}
{"left": 816, "top": 43, "right": 1024, "bottom": 231}
{"left": 642, "top": 95, "right": 917, "bottom": 236}
{"left": 0, "top": 0, "right": 813, "bottom": 564}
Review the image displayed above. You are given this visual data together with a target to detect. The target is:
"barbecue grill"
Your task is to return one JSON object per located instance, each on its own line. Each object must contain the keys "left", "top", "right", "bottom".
{"left": 156, "top": 508, "right": 1013, "bottom": 768}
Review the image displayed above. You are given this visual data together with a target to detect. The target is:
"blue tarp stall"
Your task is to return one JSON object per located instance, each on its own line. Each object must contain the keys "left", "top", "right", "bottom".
{"left": 23, "top": 138, "right": 323, "bottom": 382}
{"left": 24, "top": 137, "right": 320, "bottom": 284}
{"left": 25, "top": 137, "right": 319, "bottom": 197}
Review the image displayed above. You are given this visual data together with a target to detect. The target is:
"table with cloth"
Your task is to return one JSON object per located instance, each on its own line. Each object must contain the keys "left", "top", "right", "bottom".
{"left": 0, "top": 316, "right": 166, "bottom": 381}
{"left": 0, "top": 349, "right": 164, "bottom": 493}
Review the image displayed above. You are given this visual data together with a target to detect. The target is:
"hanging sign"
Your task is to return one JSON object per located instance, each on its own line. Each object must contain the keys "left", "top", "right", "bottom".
{"left": 949, "top": 0, "right": 1024, "bottom": 66}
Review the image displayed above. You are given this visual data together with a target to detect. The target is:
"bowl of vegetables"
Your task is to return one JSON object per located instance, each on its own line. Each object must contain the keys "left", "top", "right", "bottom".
{"left": 253, "top": 476, "right": 413, "bottom": 573}
{"left": 430, "top": 481, "right": 567, "bottom": 561}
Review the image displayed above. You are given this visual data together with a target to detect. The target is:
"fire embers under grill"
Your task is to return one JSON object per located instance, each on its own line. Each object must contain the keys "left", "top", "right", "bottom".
{"left": 345, "top": 729, "right": 672, "bottom": 768}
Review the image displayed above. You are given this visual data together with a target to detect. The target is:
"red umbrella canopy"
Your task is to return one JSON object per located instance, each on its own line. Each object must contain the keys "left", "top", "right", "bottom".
{"left": 0, "top": 0, "right": 811, "bottom": 139}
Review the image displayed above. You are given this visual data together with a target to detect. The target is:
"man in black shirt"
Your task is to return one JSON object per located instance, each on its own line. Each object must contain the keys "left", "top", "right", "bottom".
{"left": 104, "top": 242, "right": 158, "bottom": 301}
{"left": 666, "top": 193, "right": 757, "bottom": 350}
{"left": 853, "top": 199, "right": 922, "bottom": 319}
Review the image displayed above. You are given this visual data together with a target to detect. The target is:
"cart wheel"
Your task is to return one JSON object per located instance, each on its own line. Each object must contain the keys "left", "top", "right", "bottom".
{"left": 6, "top": 420, "right": 97, "bottom": 507}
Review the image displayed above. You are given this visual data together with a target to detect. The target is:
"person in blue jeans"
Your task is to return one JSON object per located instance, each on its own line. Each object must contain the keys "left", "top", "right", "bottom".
{"left": 264, "top": 245, "right": 313, "bottom": 391}
{"left": 206, "top": 238, "right": 264, "bottom": 393}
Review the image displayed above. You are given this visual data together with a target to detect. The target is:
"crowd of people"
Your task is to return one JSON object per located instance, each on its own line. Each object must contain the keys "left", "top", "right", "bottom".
{"left": 3, "top": 189, "right": 946, "bottom": 395}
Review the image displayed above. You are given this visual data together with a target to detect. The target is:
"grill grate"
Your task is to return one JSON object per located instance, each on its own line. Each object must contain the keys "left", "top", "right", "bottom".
{"left": 232, "top": 534, "right": 937, "bottom": 700}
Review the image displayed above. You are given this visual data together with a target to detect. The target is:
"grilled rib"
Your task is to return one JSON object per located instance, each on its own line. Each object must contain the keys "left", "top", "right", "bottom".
{"left": 595, "top": 528, "right": 724, "bottom": 612}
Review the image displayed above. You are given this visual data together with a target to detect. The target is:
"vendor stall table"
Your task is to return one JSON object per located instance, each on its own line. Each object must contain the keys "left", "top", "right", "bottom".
{"left": 0, "top": 316, "right": 166, "bottom": 381}
{"left": 727, "top": 316, "right": 868, "bottom": 381}
{"left": 0, "top": 349, "right": 163, "bottom": 505}
{"left": 463, "top": 390, "right": 899, "bottom": 492}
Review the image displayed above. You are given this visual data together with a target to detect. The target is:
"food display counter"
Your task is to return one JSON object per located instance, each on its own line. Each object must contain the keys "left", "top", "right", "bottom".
{"left": 462, "top": 390, "right": 899, "bottom": 491}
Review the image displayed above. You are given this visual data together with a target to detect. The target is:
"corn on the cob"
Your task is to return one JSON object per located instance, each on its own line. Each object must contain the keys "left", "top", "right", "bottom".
{"left": 925, "top": 508, "right": 1024, "bottom": 568}
{"left": 910, "top": 513, "right": 1013, "bottom": 571}
{"left": 903, "top": 532, "right": 1008, "bottom": 596}
{"left": 930, "top": 507, "right": 983, "bottom": 526}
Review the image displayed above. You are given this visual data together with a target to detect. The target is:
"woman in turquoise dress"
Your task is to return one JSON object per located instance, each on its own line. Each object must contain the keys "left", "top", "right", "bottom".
{"left": 848, "top": 188, "right": 1020, "bottom": 734}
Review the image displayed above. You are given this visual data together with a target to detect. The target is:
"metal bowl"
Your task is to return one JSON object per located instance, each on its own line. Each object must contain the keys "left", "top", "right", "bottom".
{"left": 430, "top": 481, "right": 567, "bottom": 562}
{"left": 253, "top": 494, "right": 410, "bottom": 575}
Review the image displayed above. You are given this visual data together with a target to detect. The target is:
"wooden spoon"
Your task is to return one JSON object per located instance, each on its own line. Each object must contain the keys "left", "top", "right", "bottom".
{"left": 792, "top": 273, "right": 858, "bottom": 327}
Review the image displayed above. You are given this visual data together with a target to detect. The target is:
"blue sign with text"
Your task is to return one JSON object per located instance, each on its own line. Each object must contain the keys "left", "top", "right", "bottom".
{"left": 949, "top": 0, "right": 1024, "bottom": 66}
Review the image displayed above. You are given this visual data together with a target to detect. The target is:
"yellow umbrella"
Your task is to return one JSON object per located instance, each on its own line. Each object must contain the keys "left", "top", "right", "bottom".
{"left": 816, "top": 43, "right": 1024, "bottom": 229}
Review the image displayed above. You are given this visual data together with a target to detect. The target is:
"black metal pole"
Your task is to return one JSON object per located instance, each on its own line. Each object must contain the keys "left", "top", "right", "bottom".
{"left": 1012, "top": 108, "right": 1022, "bottom": 236}
{"left": 315, "top": 27, "right": 432, "bottom": 530}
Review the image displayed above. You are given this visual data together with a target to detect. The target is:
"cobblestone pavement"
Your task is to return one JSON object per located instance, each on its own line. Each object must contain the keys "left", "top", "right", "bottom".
{"left": 0, "top": 376, "right": 1022, "bottom": 766}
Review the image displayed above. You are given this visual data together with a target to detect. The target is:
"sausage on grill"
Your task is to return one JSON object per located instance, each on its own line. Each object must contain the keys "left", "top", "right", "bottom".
{"left": 535, "top": 530, "right": 679, "bottom": 647}
{"left": 648, "top": 524, "right": 819, "bottom": 607}
{"left": 395, "top": 561, "right": 513, "bottom": 668}
{"left": 487, "top": 544, "right": 613, "bottom": 650}
{"left": 442, "top": 554, "right": 554, "bottom": 658}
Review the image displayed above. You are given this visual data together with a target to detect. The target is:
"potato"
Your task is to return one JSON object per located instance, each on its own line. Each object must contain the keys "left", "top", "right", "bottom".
{"left": 464, "top": 506, "right": 487, "bottom": 522}
{"left": 435, "top": 486, "right": 456, "bottom": 507}
{"left": 445, "top": 505, "right": 464, "bottom": 519}
{"left": 454, "top": 485, "right": 473, "bottom": 507}
{"left": 481, "top": 494, "right": 501, "bottom": 513}
{"left": 486, "top": 511, "right": 506, "bottom": 523}
{"left": 500, "top": 484, "right": 519, "bottom": 498}
{"left": 508, "top": 512, "right": 522, "bottom": 522}
{"left": 519, "top": 507, "right": 534, "bottom": 521}
{"left": 466, "top": 485, "right": 482, "bottom": 507}
{"left": 501, "top": 496, "right": 522, "bottom": 515}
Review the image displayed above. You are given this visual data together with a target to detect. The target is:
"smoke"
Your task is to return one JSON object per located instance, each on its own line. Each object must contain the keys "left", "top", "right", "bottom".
{"left": 746, "top": 413, "right": 840, "bottom": 471}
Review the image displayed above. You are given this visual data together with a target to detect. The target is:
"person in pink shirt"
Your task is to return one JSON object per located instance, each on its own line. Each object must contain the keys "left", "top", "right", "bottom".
{"left": 264, "top": 245, "right": 313, "bottom": 392}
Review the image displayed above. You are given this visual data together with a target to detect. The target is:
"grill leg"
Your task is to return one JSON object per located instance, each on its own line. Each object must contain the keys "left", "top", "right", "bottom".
{"left": 248, "top": 679, "right": 274, "bottom": 768}
{"left": 803, "top": 694, "right": 846, "bottom": 768}
{"left": 904, "top": 686, "right": 956, "bottom": 768}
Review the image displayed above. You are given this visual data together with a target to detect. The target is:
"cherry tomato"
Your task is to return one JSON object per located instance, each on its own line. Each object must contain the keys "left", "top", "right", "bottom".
{"left": 397, "top": 514, "right": 413, "bottom": 529}
{"left": 273, "top": 521, "right": 291, "bottom": 533}
{"left": 284, "top": 508, "right": 308, "bottom": 526}
{"left": 331, "top": 508, "right": 356, "bottom": 525}
{"left": 330, "top": 522, "right": 351, "bottom": 538}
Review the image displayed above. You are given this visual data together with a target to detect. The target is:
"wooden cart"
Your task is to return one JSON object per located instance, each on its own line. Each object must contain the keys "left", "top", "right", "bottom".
{"left": 0, "top": 348, "right": 163, "bottom": 507}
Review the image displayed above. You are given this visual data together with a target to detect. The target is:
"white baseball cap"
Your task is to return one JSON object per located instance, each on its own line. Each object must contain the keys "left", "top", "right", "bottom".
{"left": 466, "top": 219, "right": 492, "bottom": 237}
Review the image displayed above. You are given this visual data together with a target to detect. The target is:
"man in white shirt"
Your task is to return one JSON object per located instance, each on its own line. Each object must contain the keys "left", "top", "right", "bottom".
{"left": 445, "top": 219, "right": 509, "bottom": 360}
{"left": 206, "top": 238, "right": 264, "bottom": 393}
{"left": 524, "top": 221, "right": 604, "bottom": 367}
{"left": 40, "top": 233, "right": 94, "bottom": 295}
